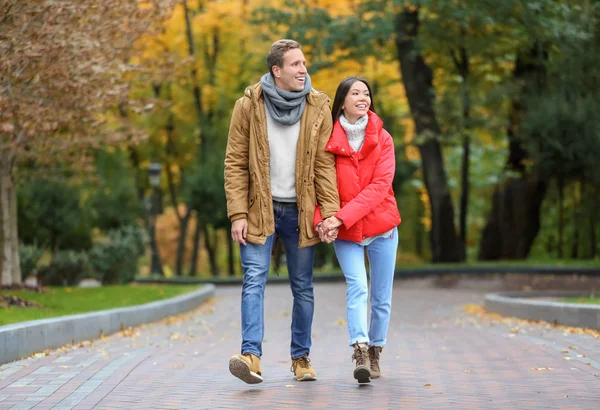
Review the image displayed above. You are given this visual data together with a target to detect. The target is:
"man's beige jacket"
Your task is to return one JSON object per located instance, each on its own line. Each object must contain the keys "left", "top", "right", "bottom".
{"left": 224, "top": 83, "right": 340, "bottom": 248}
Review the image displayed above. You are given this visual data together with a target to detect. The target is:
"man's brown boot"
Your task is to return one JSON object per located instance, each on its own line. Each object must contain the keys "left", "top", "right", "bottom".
{"left": 368, "top": 346, "right": 382, "bottom": 378}
{"left": 291, "top": 355, "right": 317, "bottom": 381}
{"left": 229, "top": 352, "right": 263, "bottom": 384}
{"left": 352, "top": 343, "right": 371, "bottom": 384}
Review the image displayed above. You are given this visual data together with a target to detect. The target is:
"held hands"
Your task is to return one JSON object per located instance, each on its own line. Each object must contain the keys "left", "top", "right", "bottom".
{"left": 317, "top": 216, "right": 343, "bottom": 243}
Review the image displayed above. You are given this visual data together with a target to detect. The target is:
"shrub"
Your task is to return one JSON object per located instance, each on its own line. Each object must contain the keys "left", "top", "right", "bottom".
{"left": 19, "top": 245, "right": 44, "bottom": 281}
{"left": 89, "top": 225, "right": 147, "bottom": 285}
{"left": 37, "top": 250, "right": 91, "bottom": 286}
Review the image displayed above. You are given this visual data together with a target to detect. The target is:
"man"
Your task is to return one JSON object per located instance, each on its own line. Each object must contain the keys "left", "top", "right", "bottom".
{"left": 224, "top": 39, "right": 339, "bottom": 384}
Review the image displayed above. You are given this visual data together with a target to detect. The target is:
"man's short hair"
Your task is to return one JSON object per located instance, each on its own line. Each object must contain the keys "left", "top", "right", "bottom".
{"left": 267, "top": 39, "right": 302, "bottom": 76}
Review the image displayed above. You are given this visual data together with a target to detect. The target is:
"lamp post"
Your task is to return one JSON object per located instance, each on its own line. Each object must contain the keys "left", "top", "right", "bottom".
{"left": 148, "top": 162, "right": 164, "bottom": 276}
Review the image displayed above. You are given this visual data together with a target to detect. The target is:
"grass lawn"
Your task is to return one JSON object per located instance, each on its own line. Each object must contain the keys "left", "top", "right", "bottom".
{"left": 564, "top": 297, "right": 600, "bottom": 305}
{"left": 0, "top": 284, "right": 202, "bottom": 326}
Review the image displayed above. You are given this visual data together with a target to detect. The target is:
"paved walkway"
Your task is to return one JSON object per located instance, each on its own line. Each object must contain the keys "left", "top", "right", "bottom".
{"left": 0, "top": 279, "right": 599, "bottom": 409}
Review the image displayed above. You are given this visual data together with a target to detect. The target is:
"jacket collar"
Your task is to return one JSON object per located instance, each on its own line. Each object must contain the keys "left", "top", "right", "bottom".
{"left": 326, "top": 111, "right": 383, "bottom": 158}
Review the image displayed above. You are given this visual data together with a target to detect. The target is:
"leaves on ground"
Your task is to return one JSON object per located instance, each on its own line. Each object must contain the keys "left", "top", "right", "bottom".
{"left": 463, "top": 304, "right": 600, "bottom": 339}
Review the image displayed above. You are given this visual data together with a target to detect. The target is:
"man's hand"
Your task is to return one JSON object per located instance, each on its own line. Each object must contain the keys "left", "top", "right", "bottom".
{"left": 231, "top": 219, "right": 248, "bottom": 246}
{"left": 317, "top": 219, "right": 339, "bottom": 243}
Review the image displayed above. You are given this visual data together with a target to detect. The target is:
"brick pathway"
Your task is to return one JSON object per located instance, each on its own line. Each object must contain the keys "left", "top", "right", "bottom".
{"left": 1, "top": 279, "right": 599, "bottom": 409}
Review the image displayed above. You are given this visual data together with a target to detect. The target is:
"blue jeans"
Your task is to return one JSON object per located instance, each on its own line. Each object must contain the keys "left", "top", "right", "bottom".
{"left": 239, "top": 201, "right": 315, "bottom": 359}
{"left": 333, "top": 227, "right": 398, "bottom": 347}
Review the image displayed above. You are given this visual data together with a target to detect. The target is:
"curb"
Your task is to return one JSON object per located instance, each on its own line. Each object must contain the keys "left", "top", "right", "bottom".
{"left": 0, "top": 284, "right": 215, "bottom": 365}
{"left": 484, "top": 290, "right": 600, "bottom": 330}
{"left": 135, "top": 266, "right": 600, "bottom": 286}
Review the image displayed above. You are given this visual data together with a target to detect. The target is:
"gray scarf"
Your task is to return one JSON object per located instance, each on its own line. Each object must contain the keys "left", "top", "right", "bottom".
{"left": 260, "top": 72, "right": 312, "bottom": 125}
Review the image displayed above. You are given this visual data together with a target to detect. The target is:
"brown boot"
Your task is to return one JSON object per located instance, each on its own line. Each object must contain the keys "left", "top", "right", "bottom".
{"left": 352, "top": 343, "right": 371, "bottom": 384}
{"left": 291, "top": 355, "right": 317, "bottom": 381}
{"left": 229, "top": 352, "right": 263, "bottom": 384}
{"left": 368, "top": 346, "right": 382, "bottom": 378}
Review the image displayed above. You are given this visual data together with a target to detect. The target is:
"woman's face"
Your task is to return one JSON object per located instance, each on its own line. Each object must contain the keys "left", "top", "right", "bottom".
{"left": 342, "top": 81, "right": 370, "bottom": 124}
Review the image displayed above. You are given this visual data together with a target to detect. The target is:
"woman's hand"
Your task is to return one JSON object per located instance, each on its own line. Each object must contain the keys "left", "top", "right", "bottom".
{"left": 323, "top": 216, "right": 343, "bottom": 231}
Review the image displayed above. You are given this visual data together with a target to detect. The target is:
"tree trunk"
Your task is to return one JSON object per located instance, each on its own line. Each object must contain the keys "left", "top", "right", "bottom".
{"left": 414, "top": 191, "right": 424, "bottom": 257}
{"left": 227, "top": 234, "right": 236, "bottom": 276}
{"left": 394, "top": 9, "right": 462, "bottom": 262}
{"left": 201, "top": 220, "right": 219, "bottom": 276}
{"left": 478, "top": 177, "right": 546, "bottom": 259}
{"left": 557, "top": 178, "right": 565, "bottom": 259}
{"left": 479, "top": 45, "right": 548, "bottom": 260}
{"left": 0, "top": 158, "right": 21, "bottom": 287}
{"left": 459, "top": 135, "right": 470, "bottom": 259}
{"left": 570, "top": 181, "right": 581, "bottom": 259}
{"left": 188, "top": 213, "right": 202, "bottom": 276}
{"left": 591, "top": 184, "right": 598, "bottom": 259}
{"left": 175, "top": 209, "right": 192, "bottom": 276}
{"left": 10, "top": 173, "right": 20, "bottom": 284}
{"left": 451, "top": 43, "right": 471, "bottom": 260}
{"left": 182, "top": 0, "right": 206, "bottom": 161}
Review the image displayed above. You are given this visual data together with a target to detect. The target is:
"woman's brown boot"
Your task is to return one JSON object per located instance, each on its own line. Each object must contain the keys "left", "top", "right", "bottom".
{"left": 368, "top": 346, "right": 382, "bottom": 378}
{"left": 352, "top": 343, "right": 371, "bottom": 384}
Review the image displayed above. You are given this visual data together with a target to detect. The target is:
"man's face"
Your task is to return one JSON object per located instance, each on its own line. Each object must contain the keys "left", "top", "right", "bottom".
{"left": 273, "top": 48, "right": 307, "bottom": 92}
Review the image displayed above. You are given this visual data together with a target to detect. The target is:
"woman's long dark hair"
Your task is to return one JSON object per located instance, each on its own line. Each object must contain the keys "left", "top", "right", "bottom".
{"left": 331, "top": 76, "right": 376, "bottom": 124}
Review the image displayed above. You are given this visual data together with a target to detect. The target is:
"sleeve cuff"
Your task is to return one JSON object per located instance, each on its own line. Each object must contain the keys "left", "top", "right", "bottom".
{"left": 230, "top": 213, "right": 247, "bottom": 222}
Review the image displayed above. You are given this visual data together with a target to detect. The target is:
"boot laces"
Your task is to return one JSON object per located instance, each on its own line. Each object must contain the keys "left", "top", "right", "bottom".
{"left": 291, "top": 356, "right": 310, "bottom": 372}
{"left": 352, "top": 344, "right": 368, "bottom": 366}
{"left": 369, "top": 346, "right": 381, "bottom": 362}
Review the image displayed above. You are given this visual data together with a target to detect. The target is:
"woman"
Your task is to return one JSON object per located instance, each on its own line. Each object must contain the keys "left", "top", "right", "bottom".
{"left": 315, "top": 76, "right": 401, "bottom": 384}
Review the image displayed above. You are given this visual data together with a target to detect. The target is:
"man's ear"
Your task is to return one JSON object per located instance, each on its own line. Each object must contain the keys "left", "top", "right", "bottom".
{"left": 272, "top": 66, "right": 281, "bottom": 78}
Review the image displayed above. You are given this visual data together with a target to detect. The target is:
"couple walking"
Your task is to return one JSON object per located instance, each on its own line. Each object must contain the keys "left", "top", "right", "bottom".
{"left": 224, "top": 39, "right": 401, "bottom": 385}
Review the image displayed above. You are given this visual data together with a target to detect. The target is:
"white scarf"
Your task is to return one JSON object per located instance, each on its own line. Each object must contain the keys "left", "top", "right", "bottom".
{"left": 340, "top": 114, "right": 368, "bottom": 152}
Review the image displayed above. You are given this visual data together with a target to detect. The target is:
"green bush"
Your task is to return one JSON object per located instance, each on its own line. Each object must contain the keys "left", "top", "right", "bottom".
{"left": 19, "top": 245, "right": 44, "bottom": 280}
{"left": 18, "top": 180, "right": 93, "bottom": 251}
{"left": 37, "top": 250, "right": 91, "bottom": 286}
{"left": 89, "top": 225, "right": 147, "bottom": 285}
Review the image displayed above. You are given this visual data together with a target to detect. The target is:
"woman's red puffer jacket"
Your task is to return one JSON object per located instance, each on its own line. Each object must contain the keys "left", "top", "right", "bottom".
{"left": 315, "top": 110, "right": 401, "bottom": 243}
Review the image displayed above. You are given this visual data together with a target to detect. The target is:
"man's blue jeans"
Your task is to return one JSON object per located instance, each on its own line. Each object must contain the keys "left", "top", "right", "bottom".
{"left": 239, "top": 201, "right": 315, "bottom": 359}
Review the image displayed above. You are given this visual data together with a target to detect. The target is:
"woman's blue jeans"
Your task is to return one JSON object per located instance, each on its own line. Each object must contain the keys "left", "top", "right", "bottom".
{"left": 333, "top": 227, "right": 398, "bottom": 347}
{"left": 239, "top": 201, "right": 315, "bottom": 359}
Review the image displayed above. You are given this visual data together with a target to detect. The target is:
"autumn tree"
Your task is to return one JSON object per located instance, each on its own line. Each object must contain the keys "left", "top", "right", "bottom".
{"left": 127, "top": 0, "right": 266, "bottom": 276}
{"left": 255, "top": 0, "right": 464, "bottom": 262}
{"left": 0, "top": 0, "right": 175, "bottom": 286}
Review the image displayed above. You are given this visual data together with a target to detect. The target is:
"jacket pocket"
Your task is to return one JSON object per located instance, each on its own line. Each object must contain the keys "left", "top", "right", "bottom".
{"left": 303, "top": 183, "right": 317, "bottom": 239}
{"left": 247, "top": 172, "right": 263, "bottom": 235}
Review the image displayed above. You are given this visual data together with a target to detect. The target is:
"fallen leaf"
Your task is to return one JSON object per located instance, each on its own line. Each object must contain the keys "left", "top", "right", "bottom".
{"left": 336, "top": 319, "right": 347, "bottom": 326}
{"left": 59, "top": 366, "right": 69, "bottom": 369}
{"left": 563, "top": 357, "right": 572, "bottom": 361}
{"left": 464, "top": 369, "right": 473, "bottom": 373}
{"left": 561, "top": 350, "right": 569, "bottom": 354}
{"left": 424, "top": 384, "right": 431, "bottom": 387}
{"left": 285, "top": 385, "right": 295, "bottom": 388}
{"left": 531, "top": 367, "right": 553, "bottom": 371}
